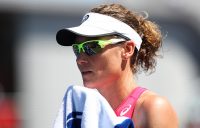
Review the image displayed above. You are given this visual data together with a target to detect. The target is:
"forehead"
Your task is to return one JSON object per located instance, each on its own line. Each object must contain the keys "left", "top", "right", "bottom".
{"left": 75, "top": 35, "right": 116, "bottom": 43}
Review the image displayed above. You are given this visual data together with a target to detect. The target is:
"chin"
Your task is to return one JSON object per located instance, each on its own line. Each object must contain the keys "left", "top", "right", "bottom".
{"left": 83, "top": 82, "right": 97, "bottom": 89}
{"left": 83, "top": 84, "right": 96, "bottom": 89}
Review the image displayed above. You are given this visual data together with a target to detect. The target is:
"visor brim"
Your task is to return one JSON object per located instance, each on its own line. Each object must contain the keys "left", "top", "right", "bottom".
{"left": 56, "top": 26, "right": 116, "bottom": 46}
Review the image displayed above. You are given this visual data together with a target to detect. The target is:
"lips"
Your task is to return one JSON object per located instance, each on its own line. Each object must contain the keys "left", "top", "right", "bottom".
{"left": 81, "top": 71, "right": 93, "bottom": 75}
{"left": 78, "top": 66, "right": 93, "bottom": 77}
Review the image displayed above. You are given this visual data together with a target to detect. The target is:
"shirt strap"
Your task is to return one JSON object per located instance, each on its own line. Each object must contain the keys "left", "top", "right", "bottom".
{"left": 115, "top": 87, "right": 147, "bottom": 118}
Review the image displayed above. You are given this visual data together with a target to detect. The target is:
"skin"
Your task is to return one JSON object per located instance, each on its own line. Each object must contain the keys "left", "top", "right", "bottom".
{"left": 75, "top": 36, "right": 179, "bottom": 128}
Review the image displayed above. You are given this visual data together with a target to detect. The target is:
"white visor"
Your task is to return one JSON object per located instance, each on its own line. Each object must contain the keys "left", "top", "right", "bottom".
{"left": 56, "top": 12, "right": 142, "bottom": 50}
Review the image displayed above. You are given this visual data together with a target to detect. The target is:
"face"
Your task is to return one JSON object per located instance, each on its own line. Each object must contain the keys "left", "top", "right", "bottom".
{"left": 74, "top": 36, "right": 125, "bottom": 89}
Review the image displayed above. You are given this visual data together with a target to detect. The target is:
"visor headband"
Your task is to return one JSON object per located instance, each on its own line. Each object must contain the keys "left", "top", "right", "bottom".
{"left": 80, "top": 12, "right": 142, "bottom": 50}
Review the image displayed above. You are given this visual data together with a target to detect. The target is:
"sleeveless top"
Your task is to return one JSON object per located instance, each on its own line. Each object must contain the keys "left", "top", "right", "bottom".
{"left": 114, "top": 87, "right": 147, "bottom": 118}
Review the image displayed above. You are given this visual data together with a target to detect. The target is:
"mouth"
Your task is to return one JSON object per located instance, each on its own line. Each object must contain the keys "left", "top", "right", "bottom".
{"left": 81, "top": 71, "right": 93, "bottom": 75}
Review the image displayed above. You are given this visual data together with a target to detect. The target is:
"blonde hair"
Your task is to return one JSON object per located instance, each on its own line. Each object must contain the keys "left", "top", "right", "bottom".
{"left": 90, "top": 4, "right": 162, "bottom": 74}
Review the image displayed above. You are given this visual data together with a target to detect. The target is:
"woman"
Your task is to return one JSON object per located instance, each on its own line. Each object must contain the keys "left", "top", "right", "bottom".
{"left": 56, "top": 4, "right": 178, "bottom": 128}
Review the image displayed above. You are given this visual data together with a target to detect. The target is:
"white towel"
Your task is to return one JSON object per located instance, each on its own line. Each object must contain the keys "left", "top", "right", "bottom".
{"left": 53, "top": 85, "right": 134, "bottom": 128}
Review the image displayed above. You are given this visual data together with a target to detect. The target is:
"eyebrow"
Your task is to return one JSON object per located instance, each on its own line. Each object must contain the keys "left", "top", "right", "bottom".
{"left": 75, "top": 37, "right": 100, "bottom": 43}
{"left": 75, "top": 35, "right": 117, "bottom": 43}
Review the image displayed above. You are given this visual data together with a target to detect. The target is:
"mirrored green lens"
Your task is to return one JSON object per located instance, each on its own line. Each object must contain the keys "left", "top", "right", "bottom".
{"left": 83, "top": 41, "right": 102, "bottom": 56}
{"left": 72, "top": 40, "right": 113, "bottom": 57}
{"left": 72, "top": 45, "right": 80, "bottom": 57}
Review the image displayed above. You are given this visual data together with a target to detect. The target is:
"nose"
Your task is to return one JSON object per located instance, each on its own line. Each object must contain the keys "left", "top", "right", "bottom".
{"left": 76, "top": 53, "right": 88, "bottom": 65}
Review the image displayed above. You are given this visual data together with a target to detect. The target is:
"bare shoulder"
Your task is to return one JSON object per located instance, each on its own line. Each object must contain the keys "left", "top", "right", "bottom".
{"left": 133, "top": 91, "right": 179, "bottom": 128}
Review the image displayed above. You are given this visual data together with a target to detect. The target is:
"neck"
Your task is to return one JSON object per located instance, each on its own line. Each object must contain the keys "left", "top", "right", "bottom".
{"left": 97, "top": 69, "right": 137, "bottom": 110}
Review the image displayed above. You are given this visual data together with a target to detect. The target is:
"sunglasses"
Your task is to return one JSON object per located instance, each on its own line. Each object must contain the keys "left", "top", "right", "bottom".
{"left": 72, "top": 38, "right": 125, "bottom": 57}
{"left": 72, "top": 38, "right": 126, "bottom": 57}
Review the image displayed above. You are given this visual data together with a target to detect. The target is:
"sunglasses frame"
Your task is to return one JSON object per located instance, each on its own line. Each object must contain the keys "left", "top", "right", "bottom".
{"left": 72, "top": 38, "right": 126, "bottom": 57}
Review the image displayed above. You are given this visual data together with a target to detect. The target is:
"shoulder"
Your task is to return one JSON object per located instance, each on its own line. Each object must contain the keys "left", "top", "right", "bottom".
{"left": 133, "top": 91, "right": 179, "bottom": 128}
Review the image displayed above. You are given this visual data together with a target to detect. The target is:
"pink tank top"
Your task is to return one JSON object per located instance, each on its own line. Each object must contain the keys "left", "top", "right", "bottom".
{"left": 114, "top": 87, "right": 147, "bottom": 118}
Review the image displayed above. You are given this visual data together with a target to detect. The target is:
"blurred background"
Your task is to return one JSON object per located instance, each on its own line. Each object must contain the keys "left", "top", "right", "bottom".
{"left": 0, "top": 0, "right": 200, "bottom": 128}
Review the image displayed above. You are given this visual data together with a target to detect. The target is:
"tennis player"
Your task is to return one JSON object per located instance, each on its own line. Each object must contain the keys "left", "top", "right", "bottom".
{"left": 56, "top": 4, "right": 178, "bottom": 128}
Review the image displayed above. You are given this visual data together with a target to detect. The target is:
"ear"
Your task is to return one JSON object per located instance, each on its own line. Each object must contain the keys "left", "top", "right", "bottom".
{"left": 121, "top": 40, "right": 135, "bottom": 60}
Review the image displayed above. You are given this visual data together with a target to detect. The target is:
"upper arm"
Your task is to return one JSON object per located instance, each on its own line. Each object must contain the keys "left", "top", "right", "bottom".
{"left": 135, "top": 95, "right": 179, "bottom": 128}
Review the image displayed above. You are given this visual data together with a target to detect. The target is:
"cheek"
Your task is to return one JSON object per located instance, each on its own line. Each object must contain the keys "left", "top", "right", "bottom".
{"left": 85, "top": 49, "right": 123, "bottom": 88}
{"left": 96, "top": 51, "right": 123, "bottom": 76}
{"left": 107, "top": 50, "right": 122, "bottom": 69}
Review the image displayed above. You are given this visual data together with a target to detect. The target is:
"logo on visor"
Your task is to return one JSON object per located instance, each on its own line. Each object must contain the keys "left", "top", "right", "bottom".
{"left": 82, "top": 14, "right": 89, "bottom": 23}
